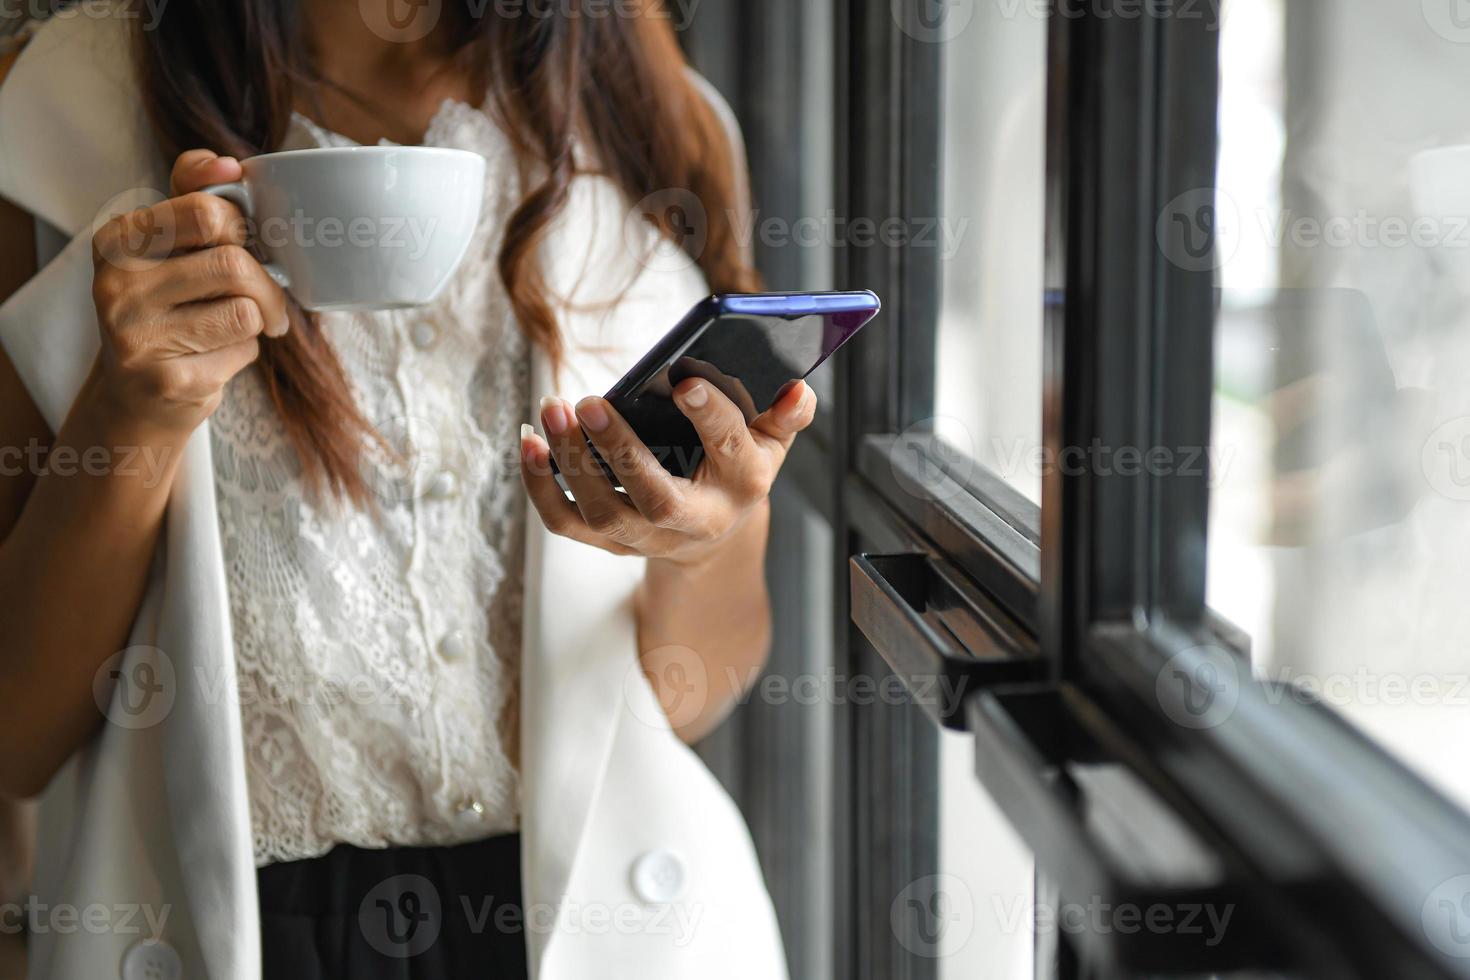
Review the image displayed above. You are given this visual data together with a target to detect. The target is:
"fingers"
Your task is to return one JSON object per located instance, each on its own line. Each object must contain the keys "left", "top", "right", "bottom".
{"left": 95, "top": 193, "right": 251, "bottom": 269}
{"left": 540, "top": 396, "right": 651, "bottom": 547}
{"left": 675, "top": 357, "right": 759, "bottom": 418}
{"left": 183, "top": 335, "right": 262, "bottom": 383}
{"left": 164, "top": 193, "right": 253, "bottom": 253}
{"left": 159, "top": 296, "right": 268, "bottom": 356}
{"left": 674, "top": 379, "right": 767, "bottom": 502}
{"left": 152, "top": 245, "right": 291, "bottom": 339}
{"left": 170, "top": 150, "right": 242, "bottom": 197}
{"left": 518, "top": 423, "right": 638, "bottom": 555}
{"left": 574, "top": 396, "right": 701, "bottom": 532}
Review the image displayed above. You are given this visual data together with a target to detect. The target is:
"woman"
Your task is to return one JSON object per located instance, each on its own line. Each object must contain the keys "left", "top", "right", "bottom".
{"left": 0, "top": 1, "right": 798, "bottom": 977}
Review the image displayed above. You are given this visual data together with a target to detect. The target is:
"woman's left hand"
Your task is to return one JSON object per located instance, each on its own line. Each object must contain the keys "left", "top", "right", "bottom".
{"left": 520, "top": 378, "right": 816, "bottom": 564}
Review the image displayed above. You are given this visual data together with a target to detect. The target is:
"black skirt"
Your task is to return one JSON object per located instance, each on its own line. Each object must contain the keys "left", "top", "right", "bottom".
{"left": 256, "top": 833, "right": 529, "bottom": 980}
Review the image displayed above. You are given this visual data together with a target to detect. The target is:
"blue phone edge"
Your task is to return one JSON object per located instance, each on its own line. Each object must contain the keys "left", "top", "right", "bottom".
{"left": 604, "top": 290, "right": 882, "bottom": 403}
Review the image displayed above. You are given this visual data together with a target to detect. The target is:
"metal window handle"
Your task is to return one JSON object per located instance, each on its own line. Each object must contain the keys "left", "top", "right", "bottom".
{"left": 848, "top": 552, "right": 1045, "bottom": 729}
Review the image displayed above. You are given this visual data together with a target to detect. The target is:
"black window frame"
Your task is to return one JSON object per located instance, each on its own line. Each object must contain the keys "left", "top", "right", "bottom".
{"left": 688, "top": 0, "right": 1470, "bottom": 977}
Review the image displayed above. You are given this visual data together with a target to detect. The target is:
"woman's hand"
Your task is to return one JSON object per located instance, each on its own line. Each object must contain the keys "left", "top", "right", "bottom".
{"left": 89, "top": 149, "right": 289, "bottom": 440}
{"left": 520, "top": 378, "right": 817, "bottom": 565}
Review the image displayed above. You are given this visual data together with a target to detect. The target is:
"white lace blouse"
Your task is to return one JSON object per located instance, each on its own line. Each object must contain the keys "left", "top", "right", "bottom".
{"left": 209, "top": 100, "right": 530, "bottom": 867}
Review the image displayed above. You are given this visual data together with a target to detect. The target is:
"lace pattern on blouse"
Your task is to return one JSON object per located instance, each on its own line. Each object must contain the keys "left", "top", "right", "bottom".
{"left": 211, "top": 99, "right": 531, "bottom": 866}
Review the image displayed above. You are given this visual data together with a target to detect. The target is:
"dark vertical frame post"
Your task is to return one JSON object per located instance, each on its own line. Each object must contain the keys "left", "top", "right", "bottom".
{"left": 1039, "top": 2, "right": 1221, "bottom": 975}
{"left": 1149, "top": 1, "right": 1221, "bottom": 623}
{"left": 1042, "top": 0, "right": 1163, "bottom": 682}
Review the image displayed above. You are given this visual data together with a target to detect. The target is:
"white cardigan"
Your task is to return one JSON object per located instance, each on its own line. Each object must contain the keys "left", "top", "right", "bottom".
{"left": 0, "top": 10, "right": 786, "bottom": 980}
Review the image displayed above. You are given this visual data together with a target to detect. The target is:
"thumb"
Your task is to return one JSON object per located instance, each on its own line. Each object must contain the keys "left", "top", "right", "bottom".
{"left": 170, "top": 150, "right": 243, "bottom": 197}
{"left": 750, "top": 380, "right": 817, "bottom": 449}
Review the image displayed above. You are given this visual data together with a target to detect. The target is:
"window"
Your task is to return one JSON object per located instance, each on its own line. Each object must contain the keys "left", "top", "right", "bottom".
{"left": 1210, "top": 0, "right": 1470, "bottom": 809}
{"left": 934, "top": 0, "right": 1046, "bottom": 505}
{"left": 688, "top": 0, "right": 1470, "bottom": 976}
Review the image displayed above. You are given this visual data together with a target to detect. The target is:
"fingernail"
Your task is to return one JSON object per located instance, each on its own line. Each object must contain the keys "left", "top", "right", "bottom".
{"left": 274, "top": 316, "right": 291, "bottom": 337}
{"left": 520, "top": 423, "right": 541, "bottom": 464}
{"left": 540, "top": 395, "right": 569, "bottom": 435}
{"left": 679, "top": 382, "right": 709, "bottom": 409}
{"left": 576, "top": 397, "right": 610, "bottom": 433}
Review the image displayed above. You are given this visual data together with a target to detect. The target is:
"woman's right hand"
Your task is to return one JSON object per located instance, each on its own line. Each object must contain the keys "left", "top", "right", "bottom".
{"left": 89, "top": 149, "right": 289, "bottom": 439}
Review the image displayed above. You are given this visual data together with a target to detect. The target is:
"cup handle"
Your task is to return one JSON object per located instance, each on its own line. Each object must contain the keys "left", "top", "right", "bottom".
{"left": 200, "top": 181, "right": 291, "bottom": 290}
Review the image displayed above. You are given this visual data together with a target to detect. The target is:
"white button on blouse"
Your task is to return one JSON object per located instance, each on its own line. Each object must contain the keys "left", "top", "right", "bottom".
{"left": 120, "top": 939, "right": 182, "bottom": 980}
{"left": 456, "top": 799, "right": 487, "bottom": 830}
{"left": 426, "top": 469, "right": 460, "bottom": 501}
{"left": 631, "top": 850, "right": 687, "bottom": 904}
{"left": 438, "top": 629, "right": 471, "bottom": 662}
{"left": 410, "top": 320, "right": 439, "bottom": 350}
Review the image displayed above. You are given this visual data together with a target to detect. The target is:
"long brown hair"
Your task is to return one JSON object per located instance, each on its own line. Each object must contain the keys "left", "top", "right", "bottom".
{"left": 132, "top": 0, "right": 757, "bottom": 503}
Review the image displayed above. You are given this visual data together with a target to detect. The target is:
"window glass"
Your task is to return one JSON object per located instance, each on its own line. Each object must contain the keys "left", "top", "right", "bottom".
{"left": 933, "top": 1, "right": 1047, "bottom": 504}
{"left": 935, "top": 730, "right": 1034, "bottom": 979}
{"left": 1209, "top": 0, "right": 1470, "bottom": 805}
{"left": 879, "top": 699, "right": 1033, "bottom": 978}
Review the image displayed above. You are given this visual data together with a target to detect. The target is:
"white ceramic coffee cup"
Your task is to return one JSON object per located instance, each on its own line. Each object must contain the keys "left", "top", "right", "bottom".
{"left": 203, "top": 145, "right": 486, "bottom": 312}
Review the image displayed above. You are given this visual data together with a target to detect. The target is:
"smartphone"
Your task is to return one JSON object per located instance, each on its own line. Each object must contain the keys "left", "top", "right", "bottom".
{"left": 595, "top": 290, "right": 881, "bottom": 482}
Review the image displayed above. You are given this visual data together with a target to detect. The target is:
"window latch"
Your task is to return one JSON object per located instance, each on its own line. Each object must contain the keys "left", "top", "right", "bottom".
{"left": 849, "top": 552, "right": 1046, "bottom": 728}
